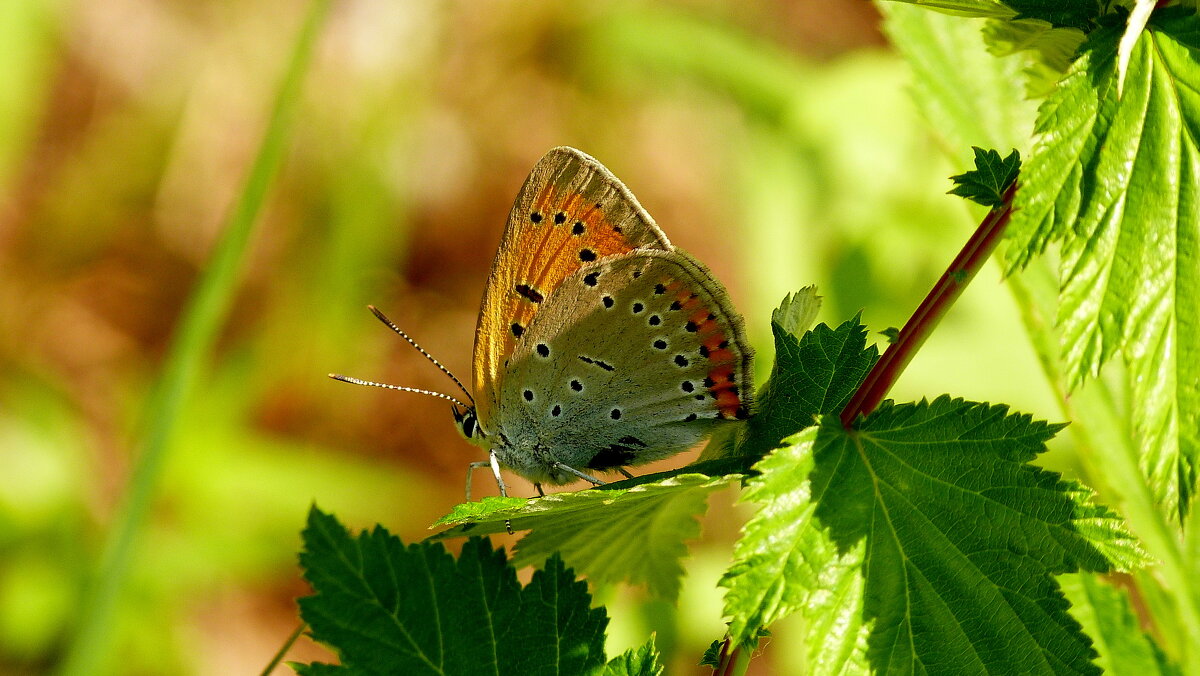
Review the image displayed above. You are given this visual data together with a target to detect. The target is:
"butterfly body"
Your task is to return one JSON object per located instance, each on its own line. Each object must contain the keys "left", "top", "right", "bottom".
{"left": 459, "top": 147, "right": 753, "bottom": 487}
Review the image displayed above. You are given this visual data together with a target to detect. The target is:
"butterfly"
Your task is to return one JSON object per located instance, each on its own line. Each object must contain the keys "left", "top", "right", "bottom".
{"left": 333, "top": 147, "right": 753, "bottom": 504}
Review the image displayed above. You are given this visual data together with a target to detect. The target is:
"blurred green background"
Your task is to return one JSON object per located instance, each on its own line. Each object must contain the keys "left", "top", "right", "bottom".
{"left": 0, "top": 0, "right": 1058, "bottom": 673}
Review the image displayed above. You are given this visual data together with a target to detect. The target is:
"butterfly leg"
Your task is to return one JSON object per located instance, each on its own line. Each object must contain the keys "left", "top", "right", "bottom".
{"left": 465, "top": 461, "right": 492, "bottom": 502}
{"left": 617, "top": 468, "right": 635, "bottom": 479}
{"left": 535, "top": 483, "right": 545, "bottom": 497}
{"left": 552, "top": 462, "right": 606, "bottom": 486}
{"left": 489, "top": 450, "right": 514, "bottom": 535}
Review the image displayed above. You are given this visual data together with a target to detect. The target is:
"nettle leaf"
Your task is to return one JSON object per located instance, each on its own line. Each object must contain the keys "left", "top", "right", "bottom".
{"left": 734, "top": 312, "right": 878, "bottom": 460}
{"left": 882, "top": 0, "right": 1018, "bottom": 20}
{"left": 983, "top": 17, "right": 1086, "bottom": 73}
{"left": 602, "top": 636, "right": 664, "bottom": 676}
{"left": 720, "top": 427, "right": 870, "bottom": 672}
{"left": 431, "top": 473, "right": 737, "bottom": 600}
{"left": 811, "top": 396, "right": 1147, "bottom": 674}
{"left": 295, "top": 507, "right": 634, "bottom": 676}
{"left": 948, "top": 146, "right": 1021, "bottom": 207}
{"left": 719, "top": 305, "right": 877, "bottom": 659}
{"left": 1004, "top": 0, "right": 1101, "bottom": 29}
{"left": 1061, "top": 573, "right": 1181, "bottom": 675}
{"left": 1005, "top": 12, "right": 1200, "bottom": 522}
{"left": 983, "top": 17, "right": 1087, "bottom": 97}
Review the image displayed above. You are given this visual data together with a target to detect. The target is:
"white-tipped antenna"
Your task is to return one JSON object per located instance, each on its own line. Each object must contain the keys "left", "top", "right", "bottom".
{"left": 328, "top": 305, "right": 475, "bottom": 408}
{"left": 327, "top": 373, "right": 472, "bottom": 410}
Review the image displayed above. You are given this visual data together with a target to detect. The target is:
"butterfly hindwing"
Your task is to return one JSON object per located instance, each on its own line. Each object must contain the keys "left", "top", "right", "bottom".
{"left": 490, "top": 250, "right": 753, "bottom": 483}
{"left": 473, "top": 147, "right": 672, "bottom": 428}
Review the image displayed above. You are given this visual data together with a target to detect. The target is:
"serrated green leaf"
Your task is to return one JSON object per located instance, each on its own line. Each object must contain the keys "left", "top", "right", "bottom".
{"left": 293, "top": 663, "right": 345, "bottom": 676}
{"left": 296, "top": 506, "right": 609, "bottom": 675}
{"left": 720, "top": 428, "right": 869, "bottom": 673}
{"left": 699, "top": 640, "right": 722, "bottom": 668}
{"left": 1005, "top": 13, "right": 1200, "bottom": 522}
{"left": 734, "top": 316, "right": 878, "bottom": 459}
{"left": 810, "top": 396, "right": 1146, "bottom": 674}
{"left": 982, "top": 17, "right": 1087, "bottom": 97}
{"left": 1004, "top": 0, "right": 1101, "bottom": 29}
{"left": 879, "top": 1, "right": 1037, "bottom": 155}
{"left": 882, "top": 0, "right": 1018, "bottom": 19}
{"left": 983, "top": 17, "right": 1086, "bottom": 71}
{"left": 770, "top": 286, "right": 822, "bottom": 337}
{"left": 1061, "top": 573, "right": 1181, "bottom": 675}
{"left": 431, "top": 474, "right": 737, "bottom": 600}
{"left": 948, "top": 146, "right": 1021, "bottom": 206}
{"left": 602, "top": 636, "right": 663, "bottom": 676}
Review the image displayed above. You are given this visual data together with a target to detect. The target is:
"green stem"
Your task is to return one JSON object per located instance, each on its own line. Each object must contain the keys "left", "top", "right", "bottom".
{"left": 260, "top": 622, "right": 307, "bottom": 676}
{"left": 58, "top": 2, "right": 331, "bottom": 673}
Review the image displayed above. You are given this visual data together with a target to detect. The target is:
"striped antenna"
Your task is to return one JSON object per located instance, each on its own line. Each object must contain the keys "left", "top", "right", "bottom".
{"left": 366, "top": 305, "right": 474, "bottom": 404}
{"left": 327, "top": 374, "right": 472, "bottom": 411}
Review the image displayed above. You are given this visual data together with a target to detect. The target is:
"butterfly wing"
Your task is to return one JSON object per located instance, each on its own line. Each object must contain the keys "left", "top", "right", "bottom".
{"left": 473, "top": 147, "right": 672, "bottom": 429}
{"left": 491, "top": 249, "right": 753, "bottom": 483}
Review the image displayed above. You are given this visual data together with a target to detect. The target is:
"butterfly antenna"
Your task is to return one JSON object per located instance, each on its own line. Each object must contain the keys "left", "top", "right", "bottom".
{"left": 327, "top": 374, "right": 473, "bottom": 410}
{"left": 367, "top": 305, "right": 474, "bottom": 404}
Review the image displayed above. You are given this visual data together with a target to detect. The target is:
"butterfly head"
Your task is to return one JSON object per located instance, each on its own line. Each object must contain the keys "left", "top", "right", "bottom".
{"left": 450, "top": 403, "right": 488, "bottom": 446}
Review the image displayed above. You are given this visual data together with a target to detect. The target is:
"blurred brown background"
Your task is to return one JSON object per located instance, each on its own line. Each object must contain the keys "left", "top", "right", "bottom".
{"left": 0, "top": 1, "right": 1058, "bottom": 673}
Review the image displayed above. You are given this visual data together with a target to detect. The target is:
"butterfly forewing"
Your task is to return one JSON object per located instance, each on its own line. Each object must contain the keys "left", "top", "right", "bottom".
{"left": 490, "top": 250, "right": 753, "bottom": 483}
{"left": 473, "top": 147, "right": 672, "bottom": 428}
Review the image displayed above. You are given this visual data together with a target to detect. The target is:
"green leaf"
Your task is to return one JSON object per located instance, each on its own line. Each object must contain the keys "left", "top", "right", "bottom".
{"left": 881, "top": 0, "right": 1038, "bottom": 153}
{"left": 1005, "top": 13, "right": 1200, "bottom": 522}
{"left": 1003, "top": 0, "right": 1101, "bottom": 29}
{"left": 770, "top": 286, "right": 822, "bottom": 337}
{"left": 1061, "top": 573, "right": 1181, "bottom": 675}
{"left": 881, "top": 0, "right": 1018, "bottom": 20}
{"left": 296, "top": 506, "right": 614, "bottom": 675}
{"left": 948, "top": 146, "right": 1021, "bottom": 207}
{"left": 431, "top": 473, "right": 737, "bottom": 600}
{"left": 983, "top": 17, "right": 1086, "bottom": 72}
{"left": 602, "top": 636, "right": 663, "bottom": 676}
{"left": 720, "top": 427, "right": 870, "bottom": 674}
{"left": 734, "top": 315, "right": 878, "bottom": 459}
{"left": 982, "top": 17, "right": 1087, "bottom": 97}
{"left": 811, "top": 396, "right": 1146, "bottom": 674}
{"left": 699, "top": 640, "right": 722, "bottom": 668}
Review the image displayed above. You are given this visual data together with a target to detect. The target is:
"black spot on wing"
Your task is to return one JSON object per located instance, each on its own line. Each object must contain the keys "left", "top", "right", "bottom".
{"left": 579, "top": 355, "right": 615, "bottom": 371}
{"left": 515, "top": 284, "right": 544, "bottom": 303}
{"left": 586, "top": 445, "right": 637, "bottom": 469}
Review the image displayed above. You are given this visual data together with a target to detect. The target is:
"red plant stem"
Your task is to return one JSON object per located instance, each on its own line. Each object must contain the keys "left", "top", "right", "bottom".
{"left": 839, "top": 182, "right": 1018, "bottom": 428}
